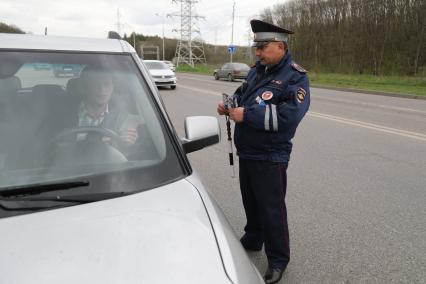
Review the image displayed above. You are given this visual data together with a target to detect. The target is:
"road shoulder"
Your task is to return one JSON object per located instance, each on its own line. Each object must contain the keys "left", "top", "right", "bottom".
{"left": 312, "top": 85, "right": 426, "bottom": 100}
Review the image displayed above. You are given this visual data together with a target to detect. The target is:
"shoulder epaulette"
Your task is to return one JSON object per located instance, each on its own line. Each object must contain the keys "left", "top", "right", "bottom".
{"left": 291, "top": 62, "right": 307, "bottom": 73}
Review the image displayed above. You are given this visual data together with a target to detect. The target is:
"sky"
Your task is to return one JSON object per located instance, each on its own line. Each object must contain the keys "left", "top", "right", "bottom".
{"left": 1, "top": 0, "right": 284, "bottom": 46}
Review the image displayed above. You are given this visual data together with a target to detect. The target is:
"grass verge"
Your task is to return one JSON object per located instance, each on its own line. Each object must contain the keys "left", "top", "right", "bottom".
{"left": 176, "top": 64, "right": 426, "bottom": 97}
{"left": 309, "top": 73, "right": 426, "bottom": 97}
{"left": 176, "top": 64, "right": 217, "bottom": 75}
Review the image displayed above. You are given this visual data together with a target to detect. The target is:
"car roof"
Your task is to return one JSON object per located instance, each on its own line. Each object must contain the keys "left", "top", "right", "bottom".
{"left": 144, "top": 60, "right": 168, "bottom": 66}
{"left": 0, "top": 33, "right": 135, "bottom": 53}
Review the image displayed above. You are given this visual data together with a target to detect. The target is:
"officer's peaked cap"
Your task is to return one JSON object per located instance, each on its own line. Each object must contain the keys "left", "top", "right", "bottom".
{"left": 250, "top": 19, "right": 293, "bottom": 47}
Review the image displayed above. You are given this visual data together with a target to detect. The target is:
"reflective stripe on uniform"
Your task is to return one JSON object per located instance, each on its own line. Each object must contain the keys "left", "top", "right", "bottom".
{"left": 264, "top": 105, "right": 270, "bottom": 131}
{"left": 271, "top": 104, "right": 278, "bottom": 132}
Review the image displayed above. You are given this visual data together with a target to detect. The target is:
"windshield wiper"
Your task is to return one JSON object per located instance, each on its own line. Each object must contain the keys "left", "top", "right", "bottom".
{"left": 0, "top": 202, "right": 68, "bottom": 211}
{"left": 0, "top": 192, "right": 127, "bottom": 203}
{"left": 0, "top": 181, "right": 90, "bottom": 197}
{"left": 0, "top": 192, "right": 128, "bottom": 212}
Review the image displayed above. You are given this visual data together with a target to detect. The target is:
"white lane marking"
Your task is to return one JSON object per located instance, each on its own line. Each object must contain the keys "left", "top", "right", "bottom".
{"left": 178, "top": 83, "right": 426, "bottom": 142}
{"left": 308, "top": 112, "right": 426, "bottom": 142}
{"left": 178, "top": 75, "right": 216, "bottom": 82}
{"left": 313, "top": 94, "right": 426, "bottom": 115}
{"left": 179, "top": 75, "right": 426, "bottom": 114}
{"left": 178, "top": 75, "right": 241, "bottom": 86}
{"left": 179, "top": 84, "right": 222, "bottom": 96}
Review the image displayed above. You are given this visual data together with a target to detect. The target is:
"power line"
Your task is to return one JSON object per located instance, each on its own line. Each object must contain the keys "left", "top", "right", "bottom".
{"left": 116, "top": 9, "right": 122, "bottom": 35}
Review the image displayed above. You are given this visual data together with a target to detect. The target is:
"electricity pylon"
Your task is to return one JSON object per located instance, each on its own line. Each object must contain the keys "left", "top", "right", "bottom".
{"left": 169, "top": 0, "right": 206, "bottom": 67}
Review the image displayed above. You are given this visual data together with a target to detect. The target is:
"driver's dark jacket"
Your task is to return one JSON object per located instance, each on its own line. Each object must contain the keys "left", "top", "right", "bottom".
{"left": 233, "top": 51, "right": 310, "bottom": 163}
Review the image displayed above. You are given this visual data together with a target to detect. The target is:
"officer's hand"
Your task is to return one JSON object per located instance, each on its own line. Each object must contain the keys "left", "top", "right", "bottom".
{"left": 229, "top": 107, "right": 244, "bottom": 123}
{"left": 120, "top": 128, "right": 138, "bottom": 145}
{"left": 217, "top": 101, "right": 228, "bottom": 115}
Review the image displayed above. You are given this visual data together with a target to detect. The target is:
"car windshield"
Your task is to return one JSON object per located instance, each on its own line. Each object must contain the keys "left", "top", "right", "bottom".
{"left": 145, "top": 61, "right": 168, "bottom": 70}
{"left": 0, "top": 51, "right": 184, "bottom": 198}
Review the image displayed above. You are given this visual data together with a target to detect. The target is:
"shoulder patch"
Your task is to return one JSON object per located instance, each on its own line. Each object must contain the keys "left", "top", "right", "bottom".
{"left": 291, "top": 62, "right": 307, "bottom": 73}
{"left": 296, "top": 87, "right": 307, "bottom": 103}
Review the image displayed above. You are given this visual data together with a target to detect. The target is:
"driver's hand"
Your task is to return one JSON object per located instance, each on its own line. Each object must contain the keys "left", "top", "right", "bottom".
{"left": 119, "top": 128, "right": 138, "bottom": 145}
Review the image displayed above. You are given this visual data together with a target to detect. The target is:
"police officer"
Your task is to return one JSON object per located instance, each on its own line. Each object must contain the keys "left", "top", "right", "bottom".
{"left": 217, "top": 19, "right": 310, "bottom": 284}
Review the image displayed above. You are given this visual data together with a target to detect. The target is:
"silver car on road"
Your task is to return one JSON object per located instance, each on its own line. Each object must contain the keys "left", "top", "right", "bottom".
{"left": 214, "top": 62, "right": 250, "bottom": 81}
{"left": 0, "top": 33, "right": 264, "bottom": 284}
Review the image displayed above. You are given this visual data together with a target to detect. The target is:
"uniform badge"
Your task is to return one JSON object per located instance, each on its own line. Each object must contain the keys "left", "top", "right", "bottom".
{"left": 296, "top": 88, "right": 306, "bottom": 103}
{"left": 291, "top": 62, "right": 307, "bottom": 73}
{"left": 261, "top": 91, "right": 273, "bottom": 101}
{"left": 255, "top": 96, "right": 265, "bottom": 106}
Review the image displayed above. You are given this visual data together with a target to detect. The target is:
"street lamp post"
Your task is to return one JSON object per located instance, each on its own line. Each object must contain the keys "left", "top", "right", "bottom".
{"left": 230, "top": 1, "right": 235, "bottom": 62}
{"left": 155, "top": 13, "right": 166, "bottom": 60}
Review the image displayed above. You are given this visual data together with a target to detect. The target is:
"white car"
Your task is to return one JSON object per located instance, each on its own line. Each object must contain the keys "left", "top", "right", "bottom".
{"left": 162, "top": 60, "right": 176, "bottom": 71}
{"left": 144, "top": 60, "right": 177, "bottom": 89}
{"left": 0, "top": 33, "right": 264, "bottom": 284}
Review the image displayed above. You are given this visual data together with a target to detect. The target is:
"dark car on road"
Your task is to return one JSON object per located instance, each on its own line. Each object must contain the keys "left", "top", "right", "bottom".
{"left": 213, "top": 62, "right": 250, "bottom": 81}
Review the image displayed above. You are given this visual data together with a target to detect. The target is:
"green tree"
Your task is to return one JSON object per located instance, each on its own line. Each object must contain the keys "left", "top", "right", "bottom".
{"left": 260, "top": 0, "right": 425, "bottom": 76}
{"left": 0, "top": 22, "right": 25, "bottom": 34}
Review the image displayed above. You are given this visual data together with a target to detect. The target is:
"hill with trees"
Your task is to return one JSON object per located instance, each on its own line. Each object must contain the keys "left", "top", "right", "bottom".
{"left": 0, "top": 22, "right": 25, "bottom": 34}
{"left": 123, "top": 32, "right": 252, "bottom": 66}
{"left": 260, "top": 0, "right": 425, "bottom": 76}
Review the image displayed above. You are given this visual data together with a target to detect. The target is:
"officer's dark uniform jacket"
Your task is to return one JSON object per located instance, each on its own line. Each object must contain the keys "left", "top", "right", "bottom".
{"left": 233, "top": 51, "right": 310, "bottom": 164}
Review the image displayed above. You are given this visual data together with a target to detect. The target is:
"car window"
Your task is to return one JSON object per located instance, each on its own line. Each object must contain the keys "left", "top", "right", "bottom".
{"left": 0, "top": 51, "right": 184, "bottom": 195}
{"left": 229, "top": 63, "right": 250, "bottom": 70}
{"left": 144, "top": 61, "right": 168, "bottom": 70}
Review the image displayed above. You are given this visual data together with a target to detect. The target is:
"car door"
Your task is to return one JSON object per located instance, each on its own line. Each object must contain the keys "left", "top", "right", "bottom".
{"left": 219, "top": 64, "right": 229, "bottom": 78}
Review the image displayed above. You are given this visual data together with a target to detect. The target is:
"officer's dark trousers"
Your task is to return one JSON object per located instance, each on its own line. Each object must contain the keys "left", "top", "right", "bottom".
{"left": 239, "top": 158, "right": 290, "bottom": 269}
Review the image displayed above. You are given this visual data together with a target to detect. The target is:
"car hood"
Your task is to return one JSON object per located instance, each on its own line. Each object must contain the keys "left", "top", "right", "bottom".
{"left": 148, "top": 69, "right": 175, "bottom": 76}
{"left": 0, "top": 179, "right": 230, "bottom": 284}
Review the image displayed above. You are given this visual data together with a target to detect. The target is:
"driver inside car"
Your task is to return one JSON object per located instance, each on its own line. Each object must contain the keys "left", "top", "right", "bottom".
{"left": 34, "top": 65, "right": 142, "bottom": 167}
{"left": 77, "top": 66, "right": 138, "bottom": 145}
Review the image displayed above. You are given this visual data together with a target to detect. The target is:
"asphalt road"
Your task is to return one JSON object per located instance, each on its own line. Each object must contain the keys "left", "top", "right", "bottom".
{"left": 159, "top": 73, "right": 426, "bottom": 284}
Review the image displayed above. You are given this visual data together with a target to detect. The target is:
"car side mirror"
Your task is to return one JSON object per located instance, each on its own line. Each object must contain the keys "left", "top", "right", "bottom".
{"left": 181, "top": 116, "right": 220, "bottom": 153}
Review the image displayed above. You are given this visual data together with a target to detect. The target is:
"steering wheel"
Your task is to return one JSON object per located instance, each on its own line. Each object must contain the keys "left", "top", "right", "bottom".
{"left": 54, "top": 127, "right": 122, "bottom": 144}
{"left": 43, "top": 127, "right": 128, "bottom": 166}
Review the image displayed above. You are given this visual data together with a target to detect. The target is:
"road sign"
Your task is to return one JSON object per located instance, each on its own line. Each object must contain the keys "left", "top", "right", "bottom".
{"left": 228, "top": 45, "right": 236, "bottom": 54}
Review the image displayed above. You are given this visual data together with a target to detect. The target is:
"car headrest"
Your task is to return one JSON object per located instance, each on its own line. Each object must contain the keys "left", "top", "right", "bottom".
{"left": 28, "top": 84, "right": 66, "bottom": 118}
{"left": 32, "top": 84, "right": 66, "bottom": 97}
{"left": 66, "top": 77, "right": 83, "bottom": 97}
